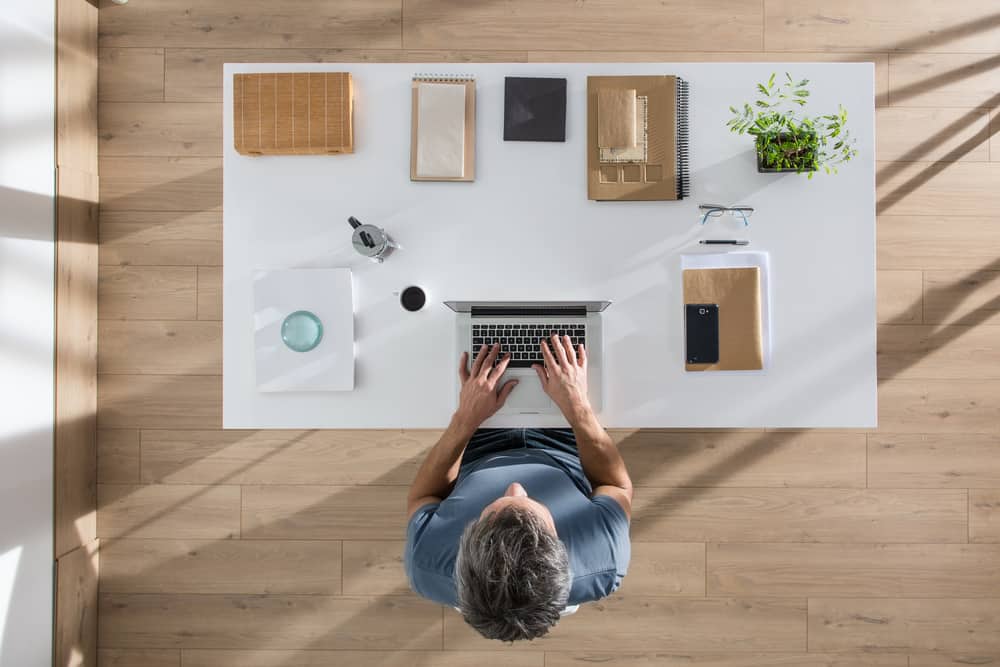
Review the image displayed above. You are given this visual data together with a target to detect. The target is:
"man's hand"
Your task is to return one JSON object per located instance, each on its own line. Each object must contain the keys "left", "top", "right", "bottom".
{"left": 532, "top": 333, "right": 592, "bottom": 424}
{"left": 455, "top": 343, "right": 518, "bottom": 433}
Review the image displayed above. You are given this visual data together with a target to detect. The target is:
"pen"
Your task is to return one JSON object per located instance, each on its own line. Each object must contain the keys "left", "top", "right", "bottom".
{"left": 700, "top": 239, "right": 749, "bottom": 246}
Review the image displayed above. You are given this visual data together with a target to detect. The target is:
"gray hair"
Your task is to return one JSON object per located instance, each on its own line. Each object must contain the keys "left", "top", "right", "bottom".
{"left": 455, "top": 504, "right": 571, "bottom": 642}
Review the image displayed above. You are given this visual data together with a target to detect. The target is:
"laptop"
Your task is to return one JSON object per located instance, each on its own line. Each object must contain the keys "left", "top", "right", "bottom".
{"left": 444, "top": 300, "right": 611, "bottom": 415}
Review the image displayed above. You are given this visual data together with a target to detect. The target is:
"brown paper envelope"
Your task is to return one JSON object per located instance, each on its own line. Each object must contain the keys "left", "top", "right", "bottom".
{"left": 683, "top": 267, "right": 763, "bottom": 371}
{"left": 597, "top": 88, "right": 637, "bottom": 148}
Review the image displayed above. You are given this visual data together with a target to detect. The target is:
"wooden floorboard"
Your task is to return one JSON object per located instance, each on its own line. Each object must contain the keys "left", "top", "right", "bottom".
{"left": 96, "top": 0, "right": 1000, "bottom": 662}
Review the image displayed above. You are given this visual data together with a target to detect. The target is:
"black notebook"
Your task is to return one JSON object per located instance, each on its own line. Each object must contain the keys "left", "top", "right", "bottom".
{"left": 503, "top": 77, "right": 567, "bottom": 142}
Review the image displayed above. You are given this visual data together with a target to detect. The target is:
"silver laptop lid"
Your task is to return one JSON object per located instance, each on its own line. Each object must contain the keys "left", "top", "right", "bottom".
{"left": 444, "top": 300, "right": 611, "bottom": 314}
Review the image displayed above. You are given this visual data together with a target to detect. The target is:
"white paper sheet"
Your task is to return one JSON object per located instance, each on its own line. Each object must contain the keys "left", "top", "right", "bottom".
{"left": 416, "top": 82, "right": 466, "bottom": 178}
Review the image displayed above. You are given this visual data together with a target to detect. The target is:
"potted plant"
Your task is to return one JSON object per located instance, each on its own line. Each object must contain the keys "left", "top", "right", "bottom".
{"left": 727, "top": 73, "right": 857, "bottom": 177}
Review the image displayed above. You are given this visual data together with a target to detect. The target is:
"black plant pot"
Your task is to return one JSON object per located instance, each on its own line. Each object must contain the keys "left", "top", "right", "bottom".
{"left": 755, "top": 134, "right": 818, "bottom": 174}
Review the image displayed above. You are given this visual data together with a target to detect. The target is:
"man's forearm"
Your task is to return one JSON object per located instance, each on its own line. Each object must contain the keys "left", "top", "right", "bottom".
{"left": 406, "top": 415, "right": 477, "bottom": 503}
{"left": 566, "top": 403, "right": 632, "bottom": 491}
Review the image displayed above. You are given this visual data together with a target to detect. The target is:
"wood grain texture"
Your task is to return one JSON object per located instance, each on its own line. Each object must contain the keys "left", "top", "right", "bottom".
{"left": 98, "top": 265, "right": 197, "bottom": 320}
{"left": 877, "top": 379, "right": 1000, "bottom": 433}
{"left": 99, "top": 48, "right": 164, "bottom": 102}
{"left": 57, "top": 0, "right": 98, "bottom": 172}
{"left": 622, "top": 543, "right": 705, "bottom": 597}
{"left": 869, "top": 434, "right": 1000, "bottom": 488}
{"left": 444, "top": 597, "right": 806, "bottom": 651}
{"left": 99, "top": 594, "right": 443, "bottom": 650}
{"left": 100, "top": 539, "right": 342, "bottom": 594}
{"left": 878, "top": 217, "right": 1000, "bottom": 270}
{"left": 546, "top": 654, "right": 907, "bottom": 667}
{"left": 619, "top": 431, "right": 866, "bottom": 488}
{"left": 140, "top": 429, "right": 431, "bottom": 485}
{"left": 878, "top": 270, "right": 922, "bottom": 324}
{"left": 889, "top": 53, "right": 1000, "bottom": 107}
{"left": 55, "top": 540, "right": 99, "bottom": 667}
{"left": 98, "top": 429, "right": 140, "bottom": 483}
{"left": 165, "top": 49, "right": 529, "bottom": 103}
{"left": 341, "top": 541, "right": 410, "bottom": 596}
{"left": 196, "top": 266, "right": 222, "bottom": 320}
{"left": 98, "top": 649, "right": 180, "bottom": 667}
{"left": 98, "top": 321, "right": 222, "bottom": 375}
{"left": 924, "top": 270, "right": 1000, "bottom": 326}
{"left": 99, "top": 0, "right": 402, "bottom": 49}
{"left": 402, "top": 0, "right": 763, "bottom": 52}
{"left": 99, "top": 103, "right": 222, "bottom": 156}
{"left": 763, "top": 0, "right": 1000, "bottom": 52}
{"left": 182, "top": 651, "right": 543, "bottom": 667}
{"left": 100, "top": 211, "right": 222, "bottom": 267}
{"left": 55, "top": 166, "right": 100, "bottom": 557}
{"left": 100, "top": 157, "right": 221, "bottom": 212}
{"left": 877, "top": 108, "right": 990, "bottom": 162}
{"left": 98, "top": 484, "right": 240, "bottom": 540}
{"left": 877, "top": 162, "right": 1000, "bottom": 217}
{"left": 630, "top": 488, "right": 967, "bottom": 542}
{"left": 97, "top": 374, "right": 221, "bottom": 429}
{"left": 909, "top": 656, "right": 1000, "bottom": 667}
{"left": 971, "top": 490, "right": 1000, "bottom": 542}
{"left": 708, "top": 543, "right": 1000, "bottom": 597}
{"left": 877, "top": 324, "right": 1000, "bottom": 380}
{"left": 242, "top": 485, "right": 407, "bottom": 540}
{"left": 808, "top": 599, "right": 1000, "bottom": 653}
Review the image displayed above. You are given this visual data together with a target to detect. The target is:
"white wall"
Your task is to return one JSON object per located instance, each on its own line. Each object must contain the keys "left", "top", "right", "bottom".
{"left": 0, "top": 3, "right": 56, "bottom": 666}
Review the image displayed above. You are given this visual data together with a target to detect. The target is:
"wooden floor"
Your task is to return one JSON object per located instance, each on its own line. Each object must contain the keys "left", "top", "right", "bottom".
{"left": 95, "top": 2, "right": 1000, "bottom": 666}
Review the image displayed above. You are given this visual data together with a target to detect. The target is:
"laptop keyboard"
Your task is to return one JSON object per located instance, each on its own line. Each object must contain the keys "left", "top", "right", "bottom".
{"left": 471, "top": 323, "right": 586, "bottom": 368}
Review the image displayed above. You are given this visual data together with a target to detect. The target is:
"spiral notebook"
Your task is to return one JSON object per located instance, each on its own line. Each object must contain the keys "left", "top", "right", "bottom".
{"left": 410, "top": 75, "right": 476, "bottom": 181}
{"left": 587, "top": 75, "right": 689, "bottom": 201}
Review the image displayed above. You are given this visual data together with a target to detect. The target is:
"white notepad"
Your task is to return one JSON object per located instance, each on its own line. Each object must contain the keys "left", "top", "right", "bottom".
{"left": 253, "top": 268, "right": 354, "bottom": 392}
{"left": 415, "top": 82, "right": 467, "bottom": 178}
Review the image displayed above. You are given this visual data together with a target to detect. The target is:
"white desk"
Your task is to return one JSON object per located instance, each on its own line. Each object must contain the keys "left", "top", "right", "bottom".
{"left": 223, "top": 62, "right": 876, "bottom": 429}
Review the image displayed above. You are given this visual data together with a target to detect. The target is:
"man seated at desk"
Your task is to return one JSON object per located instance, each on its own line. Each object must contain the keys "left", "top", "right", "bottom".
{"left": 405, "top": 334, "right": 633, "bottom": 641}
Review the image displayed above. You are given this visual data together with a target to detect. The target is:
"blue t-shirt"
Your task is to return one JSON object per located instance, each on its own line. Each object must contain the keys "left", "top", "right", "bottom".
{"left": 404, "top": 446, "right": 631, "bottom": 606}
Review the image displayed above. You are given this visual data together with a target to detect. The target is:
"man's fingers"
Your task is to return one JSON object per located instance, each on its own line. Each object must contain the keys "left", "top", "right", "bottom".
{"left": 488, "top": 352, "right": 511, "bottom": 382}
{"left": 470, "top": 344, "right": 488, "bottom": 376}
{"left": 550, "top": 332, "right": 569, "bottom": 366}
{"left": 531, "top": 363, "right": 548, "bottom": 386}
{"left": 497, "top": 379, "right": 519, "bottom": 406}
{"left": 540, "top": 339, "right": 557, "bottom": 370}
{"left": 578, "top": 343, "right": 587, "bottom": 367}
{"left": 480, "top": 343, "right": 500, "bottom": 377}
{"left": 561, "top": 335, "right": 576, "bottom": 364}
{"left": 459, "top": 351, "right": 470, "bottom": 382}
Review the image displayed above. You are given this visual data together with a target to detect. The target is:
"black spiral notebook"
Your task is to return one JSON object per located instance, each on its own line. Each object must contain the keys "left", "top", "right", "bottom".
{"left": 587, "top": 75, "right": 690, "bottom": 201}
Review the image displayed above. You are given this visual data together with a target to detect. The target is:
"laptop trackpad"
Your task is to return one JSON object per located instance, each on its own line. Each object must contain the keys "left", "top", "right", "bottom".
{"left": 502, "top": 373, "right": 554, "bottom": 413}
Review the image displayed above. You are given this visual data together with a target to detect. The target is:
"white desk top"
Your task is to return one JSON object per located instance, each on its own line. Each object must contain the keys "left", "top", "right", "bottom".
{"left": 223, "top": 62, "right": 876, "bottom": 429}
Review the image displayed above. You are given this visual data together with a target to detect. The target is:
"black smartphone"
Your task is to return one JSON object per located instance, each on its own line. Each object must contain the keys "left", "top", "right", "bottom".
{"left": 685, "top": 303, "right": 720, "bottom": 364}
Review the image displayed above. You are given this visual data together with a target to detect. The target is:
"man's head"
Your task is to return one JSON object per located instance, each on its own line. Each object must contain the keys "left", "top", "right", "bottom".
{"left": 455, "top": 482, "right": 570, "bottom": 642}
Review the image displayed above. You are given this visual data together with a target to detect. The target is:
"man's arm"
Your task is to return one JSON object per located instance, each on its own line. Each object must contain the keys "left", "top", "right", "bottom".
{"left": 406, "top": 343, "right": 518, "bottom": 518}
{"left": 533, "top": 334, "right": 634, "bottom": 518}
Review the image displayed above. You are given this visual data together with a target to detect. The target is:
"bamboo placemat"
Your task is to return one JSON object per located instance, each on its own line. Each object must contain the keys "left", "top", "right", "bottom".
{"left": 233, "top": 72, "right": 353, "bottom": 156}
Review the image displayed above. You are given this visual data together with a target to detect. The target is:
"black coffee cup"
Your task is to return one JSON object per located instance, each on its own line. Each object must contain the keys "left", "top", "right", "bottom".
{"left": 400, "top": 286, "right": 426, "bottom": 312}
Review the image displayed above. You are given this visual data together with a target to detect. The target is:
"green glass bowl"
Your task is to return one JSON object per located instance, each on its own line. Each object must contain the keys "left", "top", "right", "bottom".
{"left": 281, "top": 310, "right": 323, "bottom": 352}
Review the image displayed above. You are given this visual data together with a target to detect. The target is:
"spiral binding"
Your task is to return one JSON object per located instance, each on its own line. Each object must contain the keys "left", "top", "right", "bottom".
{"left": 413, "top": 73, "right": 476, "bottom": 83}
{"left": 676, "top": 77, "right": 690, "bottom": 200}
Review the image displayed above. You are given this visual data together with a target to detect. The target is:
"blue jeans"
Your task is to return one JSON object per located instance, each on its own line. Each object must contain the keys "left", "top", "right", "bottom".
{"left": 461, "top": 428, "right": 579, "bottom": 467}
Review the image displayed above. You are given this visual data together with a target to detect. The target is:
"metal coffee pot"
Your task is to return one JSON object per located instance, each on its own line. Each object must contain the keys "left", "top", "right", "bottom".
{"left": 348, "top": 216, "right": 395, "bottom": 263}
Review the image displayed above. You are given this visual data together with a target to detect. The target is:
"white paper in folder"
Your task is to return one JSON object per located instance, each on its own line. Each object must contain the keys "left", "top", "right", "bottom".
{"left": 415, "top": 82, "right": 466, "bottom": 178}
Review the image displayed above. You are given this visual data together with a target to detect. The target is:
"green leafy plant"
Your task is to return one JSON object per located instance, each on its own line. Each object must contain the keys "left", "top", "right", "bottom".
{"left": 727, "top": 72, "right": 857, "bottom": 178}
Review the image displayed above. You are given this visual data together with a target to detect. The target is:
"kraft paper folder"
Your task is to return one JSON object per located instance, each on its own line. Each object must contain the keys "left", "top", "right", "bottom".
{"left": 681, "top": 252, "right": 771, "bottom": 372}
{"left": 410, "top": 75, "right": 476, "bottom": 182}
{"left": 233, "top": 72, "right": 354, "bottom": 156}
{"left": 587, "top": 75, "right": 689, "bottom": 201}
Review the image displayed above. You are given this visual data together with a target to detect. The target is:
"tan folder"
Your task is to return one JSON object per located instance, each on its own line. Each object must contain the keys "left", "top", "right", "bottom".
{"left": 683, "top": 267, "right": 763, "bottom": 371}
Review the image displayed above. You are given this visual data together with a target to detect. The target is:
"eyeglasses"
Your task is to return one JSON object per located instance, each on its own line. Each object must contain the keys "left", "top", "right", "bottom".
{"left": 699, "top": 204, "right": 754, "bottom": 227}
